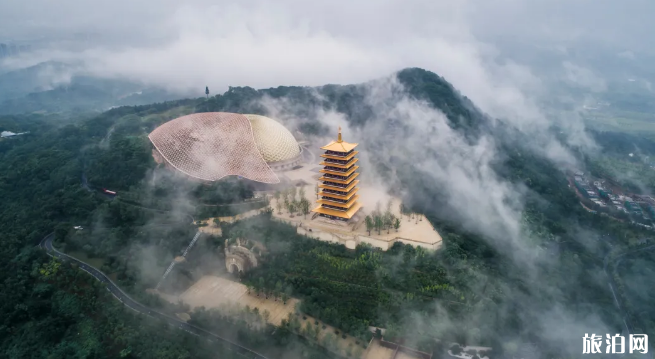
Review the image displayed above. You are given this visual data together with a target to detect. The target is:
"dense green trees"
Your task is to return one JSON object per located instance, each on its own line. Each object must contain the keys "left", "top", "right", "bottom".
{"left": 0, "top": 113, "right": 239, "bottom": 358}
{"left": 3, "top": 67, "right": 655, "bottom": 359}
{"left": 226, "top": 213, "right": 462, "bottom": 348}
{"left": 0, "top": 104, "right": 348, "bottom": 358}
{"left": 2, "top": 248, "right": 235, "bottom": 359}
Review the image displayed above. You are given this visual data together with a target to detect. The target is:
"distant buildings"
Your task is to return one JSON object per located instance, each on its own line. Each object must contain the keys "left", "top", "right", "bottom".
{"left": 624, "top": 199, "right": 643, "bottom": 216}
{"left": 571, "top": 171, "right": 654, "bottom": 228}
{"left": 573, "top": 175, "right": 599, "bottom": 199}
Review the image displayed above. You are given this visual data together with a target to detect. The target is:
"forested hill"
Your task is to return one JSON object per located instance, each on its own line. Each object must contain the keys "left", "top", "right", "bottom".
{"left": 1, "top": 68, "right": 653, "bottom": 358}
{"left": 193, "top": 68, "right": 488, "bottom": 136}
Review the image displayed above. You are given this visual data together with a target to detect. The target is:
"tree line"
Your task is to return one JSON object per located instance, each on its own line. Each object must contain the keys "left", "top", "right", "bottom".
{"left": 274, "top": 186, "right": 312, "bottom": 219}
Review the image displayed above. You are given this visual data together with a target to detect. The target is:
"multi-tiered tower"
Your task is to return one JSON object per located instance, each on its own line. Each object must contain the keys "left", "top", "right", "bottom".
{"left": 312, "top": 127, "right": 363, "bottom": 222}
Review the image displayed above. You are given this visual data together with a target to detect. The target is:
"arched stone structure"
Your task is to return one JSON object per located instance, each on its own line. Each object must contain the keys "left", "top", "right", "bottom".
{"left": 227, "top": 259, "right": 243, "bottom": 274}
{"left": 224, "top": 239, "right": 259, "bottom": 274}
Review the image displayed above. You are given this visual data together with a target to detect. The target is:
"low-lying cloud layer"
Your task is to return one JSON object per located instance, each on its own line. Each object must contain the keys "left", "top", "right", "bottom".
{"left": 2, "top": 0, "right": 651, "bottom": 355}
{"left": 2, "top": 1, "right": 653, "bottom": 117}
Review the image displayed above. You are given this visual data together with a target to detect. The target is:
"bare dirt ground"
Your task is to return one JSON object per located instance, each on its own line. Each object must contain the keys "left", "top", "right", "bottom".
{"left": 198, "top": 224, "right": 222, "bottom": 236}
{"left": 363, "top": 339, "right": 429, "bottom": 359}
{"left": 178, "top": 276, "right": 297, "bottom": 326}
{"left": 199, "top": 208, "right": 268, "bottom": 236}
{"left": 364, "top": 340, "right": 397, "bottom": 359}
{"left": 396, "top": 353, "right": 421, "bottom": 359}
{"left": 158, "top": 275, "right": 367, "bottom": 357}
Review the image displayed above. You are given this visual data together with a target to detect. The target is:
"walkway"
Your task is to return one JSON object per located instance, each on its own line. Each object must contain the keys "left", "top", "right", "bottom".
{"left": 39, "top": 233, "right": 270, "bottom": 359}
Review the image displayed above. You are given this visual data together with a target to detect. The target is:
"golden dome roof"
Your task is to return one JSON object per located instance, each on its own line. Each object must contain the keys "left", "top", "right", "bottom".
{"left": 244, "top": 114, "right": 301, "bottom": 163}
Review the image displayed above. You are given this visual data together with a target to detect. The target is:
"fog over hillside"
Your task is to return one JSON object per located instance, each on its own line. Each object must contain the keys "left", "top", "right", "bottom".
{"left": 1, "top": 0, "right": 653, "bottom": 113}
{"left": 1, "top": 2, "right": 654, "bottom": 358}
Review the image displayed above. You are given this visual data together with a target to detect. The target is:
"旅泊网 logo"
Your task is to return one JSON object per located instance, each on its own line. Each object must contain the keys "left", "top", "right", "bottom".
{"left": 583, "top": 334, "right": 648, "bottom": 354}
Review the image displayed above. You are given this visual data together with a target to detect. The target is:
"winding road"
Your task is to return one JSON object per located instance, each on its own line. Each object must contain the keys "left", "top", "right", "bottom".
{"left": 603, "top": 240, "right": 655, "bottom": 337}
{"left": 39, "top": 233, "right": 270, "bottom": 359}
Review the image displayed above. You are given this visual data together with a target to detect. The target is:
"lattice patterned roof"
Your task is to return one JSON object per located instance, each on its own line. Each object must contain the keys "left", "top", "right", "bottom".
{"left": 244, "top": 114, "right": 301, "bottom": 163}
{"left": 148, "top": 112, "right": 280, "bottom": 183}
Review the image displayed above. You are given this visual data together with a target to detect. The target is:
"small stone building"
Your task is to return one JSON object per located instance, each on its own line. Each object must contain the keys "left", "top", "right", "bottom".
{"left": 224, "top": 239, "right": 259, "bottom": 274}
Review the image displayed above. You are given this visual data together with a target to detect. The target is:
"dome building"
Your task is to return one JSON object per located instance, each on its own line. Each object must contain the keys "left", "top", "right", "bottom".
{"left": 148, "top": 112, "right": 303, "bottom": 184}
{"left": 244, "top": 114, "right": 303, "bottom": 171}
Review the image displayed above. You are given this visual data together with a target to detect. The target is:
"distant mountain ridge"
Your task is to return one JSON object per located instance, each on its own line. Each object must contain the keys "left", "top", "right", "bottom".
{"left": 0, "top": 43, "right": 31, "bottom": 58}
{"left": 0, "top": 61, "right": 186, "bottom": 115}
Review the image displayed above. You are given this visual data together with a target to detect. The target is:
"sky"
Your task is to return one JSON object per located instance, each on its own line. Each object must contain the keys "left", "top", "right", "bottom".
{"left": 1, "top": 0, "right": 653, "bottom": 98}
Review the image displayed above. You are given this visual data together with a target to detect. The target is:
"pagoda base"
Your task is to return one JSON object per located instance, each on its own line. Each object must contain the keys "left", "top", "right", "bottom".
{"left": 312, "top": 202, "right": 363, "bottom": 221}
{"left": 272, "top": 194, "right": 443, "bottom": 252}
{"left": 318, "top": 213, "right": 349, "bottom": 222}
{"left": 316, "top": 215, "right": 352, "bottom": 227}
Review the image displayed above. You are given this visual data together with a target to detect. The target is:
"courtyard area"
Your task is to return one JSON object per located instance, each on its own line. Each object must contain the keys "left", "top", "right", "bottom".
{"left": 271, "top": 162, "right": 442, "bottom": 250}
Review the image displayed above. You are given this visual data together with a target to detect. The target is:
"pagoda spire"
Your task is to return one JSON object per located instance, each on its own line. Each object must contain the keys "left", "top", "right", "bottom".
{"left": 312, "top": 129, "right": 362, "bottom": 222}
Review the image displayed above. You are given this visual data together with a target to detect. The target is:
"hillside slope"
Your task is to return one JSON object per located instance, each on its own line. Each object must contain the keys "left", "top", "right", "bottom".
{"left": 1, "top": 68, "right": 652, "bottom": 358}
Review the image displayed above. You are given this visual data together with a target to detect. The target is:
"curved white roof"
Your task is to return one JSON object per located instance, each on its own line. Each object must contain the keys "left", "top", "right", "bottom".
{"left": 148, "top": 112, "right": 280, "bottom": 183}
{"left": 245, "top": 114, "right": 301, "bottom": 163}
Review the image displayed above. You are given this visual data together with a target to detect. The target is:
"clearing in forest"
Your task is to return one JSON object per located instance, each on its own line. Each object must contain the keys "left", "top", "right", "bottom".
{"left": 177, "top": 275, "right": 297, "bottom": 326}
{"left": 160, "top": 275, "right": 368, "bottom": 357}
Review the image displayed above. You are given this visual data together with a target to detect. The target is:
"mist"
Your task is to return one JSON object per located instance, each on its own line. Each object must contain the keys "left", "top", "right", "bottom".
{"left": 4, "top": 0, "right": 653, "bottom": 357}
{"left": 2, "top": 1, "right": 654, "bottom": 105}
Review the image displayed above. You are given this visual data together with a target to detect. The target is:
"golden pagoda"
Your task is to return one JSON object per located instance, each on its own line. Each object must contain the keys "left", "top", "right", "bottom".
{"left": 312, "top": 127, "right": 363, "bottom": 222}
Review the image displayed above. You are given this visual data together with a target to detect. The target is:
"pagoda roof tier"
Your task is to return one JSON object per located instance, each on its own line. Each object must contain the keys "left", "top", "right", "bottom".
{"left": 321, "top": 140, "right": 358, "bottom": 153}
{"left": 312, "top": 202, "right": 363, "bottom": 219}
{"left": 320, "top": 187, "right": 359, "bottom": 200}
{"left": 319, "top": 172, "right": 360, "bottom": 185}
{"left": 319, "top": 158, "right": 358, "bottom": 168}
{"left": 320, "top": 151, "right": 358, "bottom": 161}
{"left": 319, "top": 165, "right": 359, "bottom": 177}
{"left": 319, "top": 180, "right": 359, "bottom": 192}
{"left": 316, "top": 195, "right": 360, "bottom": 209}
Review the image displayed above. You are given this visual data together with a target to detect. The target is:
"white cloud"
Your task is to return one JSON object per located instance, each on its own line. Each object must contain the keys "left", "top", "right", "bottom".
{"left": 1, "top": 1, "right": 650, "bottom": 159}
